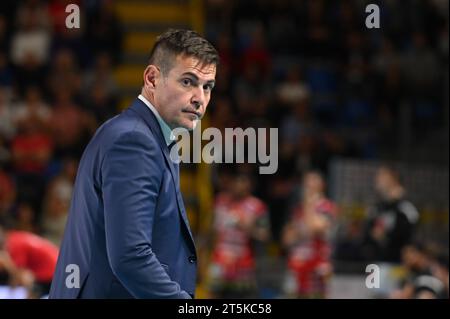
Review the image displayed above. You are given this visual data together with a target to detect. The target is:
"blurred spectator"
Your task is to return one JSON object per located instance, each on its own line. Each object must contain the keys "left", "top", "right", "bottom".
{"left": 11, "top": 110, "right": 53, "bottom": 215}
{"left": 85, "top": 0, "right": 123, "bottom": 65}
{"left": 0, "top": 14, "right": 12, "bottom": 55}
{"left": 83, "top": 52, "right": 117, "bottom": 98}
{"left": 49, "top": 87, "right": 96, "bottom": 159}
{"left": 266, "top": 0, "right": 297, "bottom": 54}
{"left": 437, "top": 20, "right": 448, "bottom": 60}
{"left": 207, "top": 170, "right": 271, "bottom": 298}
{"left": 0, "top": 170, "right": 16, "bottom": 228}
{"left": 0, "top": 225, "right": 35, "bottom": 298}
{"left": 374, "top": 64, "right": 404, "bottom": 149}
{"left": 41, "top": 157, "right": 76, "bottom": 246}
{"left": 0, "top": 51, "right": 13, "bottom": 87}
{"left": 391, "top": 242, "right": 448, "bottom": 299}
{"left": 14, "top": 85, "right": 51, "bottom": 134}
{"left": 372, "top": 37, "right": 401, "bottom": 76}
{"left": 333, "top": 219, "right": 364, "bottom": 262}
{"left": 280, "top": 97, "right": 316, "bottom": 149}
{"left": 10, "top": 0, "right": 50, "bottom": 93}
{"left": 82, "top": 52, "right": 118, "bottom": 123}
{"left": 215, "top": 32, "right": 233, "bottom": 74}
{"left": 431, "top": 253, "right": 449, "bottom": 298}
{"left": 402, "top": 32, "right": 439, "bottom": 99}
{"left": 83, "top": 82, "right": 117, "bottom": 125}
{"left": 402, "top": 32, "right": 442, "bottom": 131}
{"left": 47, "top": 48, "right": 82, "bottom": 99}
{"left": 15, "top": 0, "right": 51, "bottom": 31}
{"left": 312, "top": 130, "right": 352, "bottom": 173}
{"left": 209, "top": 32, "right": 233, "bottom": 96}
{"left": 331, "top": 1, "right": 360, "bottom": 49}
{"left": 301, "top": 0, "right": 334, "bottom": 59}
{"left": 0, "top": 136, "right": 9, "bottom": 172}
{"left": 258, "top": 140, "right": 298, "bottom": 242}
{"left": 1, "top": 223, "right": 58, "bottom": 297}
{"left": 49, "top": 0, "right": 90, "bottom": 68}
{"left": 281, "top": 170, "right": 338, "bottom": 298}
{"left": 211, "top": 60, "right": 232, "bottom": 96}
{"left": 266, "top": 97, "right": 312, "bottom": 239}
{"left": 340, "top": 32, "right": 375, "bottom": 132}
{"left": 276, "top": 65, "right": 310, "bottom": 106}
{"left": 361, "top": 166, "right": 420, "bottom": 263}
{"left": 10, "top": 5, "right": 51, "bottom": 95}
{"left": 306, "top": 61, "right": 338, "bottom": 126}
{"left": 239, "top": 24, "right": 271, "bottom": 80}
{"left": 233, "top": 61, "right": 271, "bottom": 121}
{"left": 0, "top": 85, "right": 16, "bottom": 141}
{"left": 209, "top": 96, "right": 238, "bottom": 134}
{"left": 14, "top": 202, "right": 38, "bottom": 234}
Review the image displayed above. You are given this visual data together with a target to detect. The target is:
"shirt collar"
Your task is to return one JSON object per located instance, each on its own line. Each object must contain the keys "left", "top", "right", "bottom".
{"left": 138, "top": 94, "right": 175, "bottom": 146}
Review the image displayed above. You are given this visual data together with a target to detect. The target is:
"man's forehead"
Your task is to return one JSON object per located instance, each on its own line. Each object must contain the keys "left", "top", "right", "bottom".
{"left": 173, "top": 55, "right": 216, "bottom": 79}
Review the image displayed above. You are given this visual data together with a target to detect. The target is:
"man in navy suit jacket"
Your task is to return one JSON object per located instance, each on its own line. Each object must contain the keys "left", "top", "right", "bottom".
{"left": 49, "top": 29, "right": 218, "bottom": 298}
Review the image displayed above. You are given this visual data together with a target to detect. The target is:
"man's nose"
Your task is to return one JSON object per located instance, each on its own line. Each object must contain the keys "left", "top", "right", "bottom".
{"left": 191, "top": 100, "right": 201, "bottom": 110}
{"left": 191, "top": 87, "right": 205, "bottom": 109}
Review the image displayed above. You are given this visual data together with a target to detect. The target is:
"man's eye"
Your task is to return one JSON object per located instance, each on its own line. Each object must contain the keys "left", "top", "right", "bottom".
{"left": 203, "top": 84, "right": 213, "bottom": 92}
{"left": 181, "top": 79, "right": 192, "bottom": 86}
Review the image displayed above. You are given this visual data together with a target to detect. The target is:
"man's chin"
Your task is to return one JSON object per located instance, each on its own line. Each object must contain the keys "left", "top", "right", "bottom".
{"left": 176, "top": 120, "right": 197, "bottom": 131}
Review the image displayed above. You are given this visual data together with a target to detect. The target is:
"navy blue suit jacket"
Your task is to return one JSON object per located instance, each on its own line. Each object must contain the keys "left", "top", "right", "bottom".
{"left": 49, "top": 99, "right": 197, "bottom": 298}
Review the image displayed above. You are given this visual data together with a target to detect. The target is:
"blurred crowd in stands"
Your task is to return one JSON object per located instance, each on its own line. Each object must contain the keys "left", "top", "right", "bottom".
{"left": 0, "top": 0, "right": 448, "bottom": 299}
{"left": 204, "top": 0, "right": 448, "bottom": 299}
{"left": 0, "top": 0, "right": 122, "bottom": 298}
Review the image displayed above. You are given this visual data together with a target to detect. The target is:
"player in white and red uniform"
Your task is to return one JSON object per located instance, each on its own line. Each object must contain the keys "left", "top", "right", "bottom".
{"left": 208, "top": 172, "right": 270, "bottom": 298}
{"left": 282, "top": 171, "right": 338, "bottom": 298}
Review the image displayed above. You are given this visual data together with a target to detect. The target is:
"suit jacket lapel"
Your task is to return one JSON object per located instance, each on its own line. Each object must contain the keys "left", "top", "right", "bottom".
{"left": 128, "top": 99, "right": 196, "bottom": 250}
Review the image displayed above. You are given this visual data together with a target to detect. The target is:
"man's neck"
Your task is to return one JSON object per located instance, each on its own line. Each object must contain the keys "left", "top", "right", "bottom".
{"left": 138, "top": 92, "right": 175, "bottom": 146}
{"left": 140, "top": 90, "right": 156, "bottom": 110}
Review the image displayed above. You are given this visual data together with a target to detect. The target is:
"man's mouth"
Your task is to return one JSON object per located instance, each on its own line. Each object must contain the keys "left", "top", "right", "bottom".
{"left": 182, "top": 110, "right": 201, "bottom": 119}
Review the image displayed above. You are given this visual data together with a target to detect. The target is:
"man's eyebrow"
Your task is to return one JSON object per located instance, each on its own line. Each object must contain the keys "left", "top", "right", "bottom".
{"left": 181, "top": 72, "right": 215, "bottom": 84}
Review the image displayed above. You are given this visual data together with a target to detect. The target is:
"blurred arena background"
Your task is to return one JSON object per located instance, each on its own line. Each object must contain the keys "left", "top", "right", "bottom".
{"left": 0, "top": 0, "right": 448, "bottom": 299}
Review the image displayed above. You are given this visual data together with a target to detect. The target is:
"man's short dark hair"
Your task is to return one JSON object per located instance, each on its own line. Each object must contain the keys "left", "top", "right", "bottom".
{"left": 148, "top": 29, "right": 219, "bottom": 75}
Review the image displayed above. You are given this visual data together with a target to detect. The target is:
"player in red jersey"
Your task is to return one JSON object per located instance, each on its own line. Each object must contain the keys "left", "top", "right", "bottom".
{"left": 207, "top": 171, "right": 271, "bottom": 298}
{"left": 0, "top": 225, "right": 58, "bottom": 297}
{"left": 282, "top": 170, "right": 338, "bottom": 298}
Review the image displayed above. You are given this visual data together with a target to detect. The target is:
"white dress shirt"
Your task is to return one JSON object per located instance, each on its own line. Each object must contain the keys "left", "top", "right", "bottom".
{"left": 138, "top": 94, "right": 175, "bottom": 146}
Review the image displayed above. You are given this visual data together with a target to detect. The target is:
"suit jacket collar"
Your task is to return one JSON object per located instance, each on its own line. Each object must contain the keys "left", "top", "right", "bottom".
{"left": 129, "top": 98, "right": 167, "bottom": 149}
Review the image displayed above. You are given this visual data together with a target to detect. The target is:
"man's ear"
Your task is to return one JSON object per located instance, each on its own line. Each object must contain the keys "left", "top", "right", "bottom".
{"left": 143, "top": 65, "right": 159, "bottom": 89}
